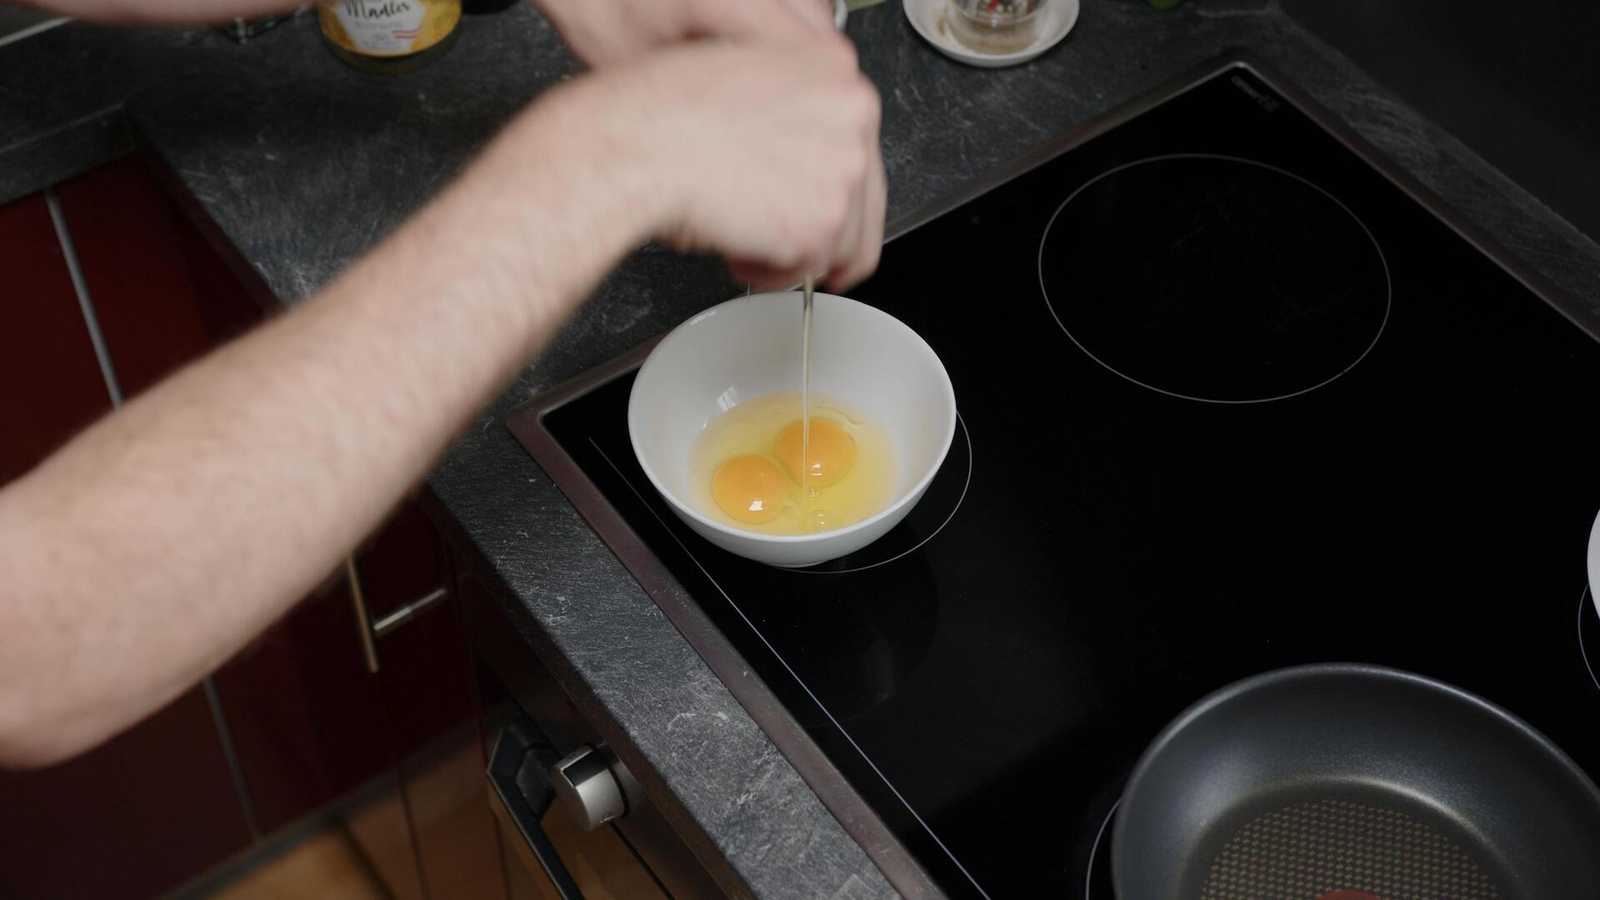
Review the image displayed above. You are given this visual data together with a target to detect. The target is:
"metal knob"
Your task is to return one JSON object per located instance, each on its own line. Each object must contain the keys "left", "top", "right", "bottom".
{"left": 550, "top": 745, "right": 627, "bottom": 830}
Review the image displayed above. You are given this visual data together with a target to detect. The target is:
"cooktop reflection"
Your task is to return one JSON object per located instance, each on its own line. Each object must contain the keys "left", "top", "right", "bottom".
{"left": 511, "top": 62, "right": 1600, "bottom": 898}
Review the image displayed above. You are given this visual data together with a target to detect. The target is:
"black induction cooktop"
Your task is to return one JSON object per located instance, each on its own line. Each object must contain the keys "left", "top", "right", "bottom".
{"left": 510, "top": 59, "right": 1600, "bottom": 898}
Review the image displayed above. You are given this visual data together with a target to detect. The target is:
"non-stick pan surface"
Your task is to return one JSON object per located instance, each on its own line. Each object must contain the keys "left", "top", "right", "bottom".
{"left": 1112, "top": 664, "right": 1600, "bottom": 900}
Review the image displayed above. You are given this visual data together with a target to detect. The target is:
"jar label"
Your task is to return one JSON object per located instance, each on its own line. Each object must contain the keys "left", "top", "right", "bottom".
{"left": 319, "top": 0, "right": 460, "bottom": 57}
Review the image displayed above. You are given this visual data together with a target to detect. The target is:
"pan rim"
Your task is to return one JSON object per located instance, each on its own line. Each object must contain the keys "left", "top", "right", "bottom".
{"left": 1109, "top": 662, "right": 1600, "bottom": 900}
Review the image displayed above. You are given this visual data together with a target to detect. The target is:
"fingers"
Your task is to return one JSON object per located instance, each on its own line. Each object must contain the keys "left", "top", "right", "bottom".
{"left": 796, "top": 176, "right": 852, "bottom": 288}
{"left": 825, "top": 168, "right": 868, "bottom": 289}
{"left": 729, "top": 259, "right": 808, "bottom": 292}
{"left": 767, "top": 62, "right": 881, "bottom": 291}
{"left": 612, "top": 38, "right": 883, "bottom": 290}
{"left": 831, "top": 144, "right": 886, "bottom": 290}
{"left": 552, "top": 0, "right": 840, "bottom": 66}
{"left": 826, "top": 76, "right": 885, "bottom": 290}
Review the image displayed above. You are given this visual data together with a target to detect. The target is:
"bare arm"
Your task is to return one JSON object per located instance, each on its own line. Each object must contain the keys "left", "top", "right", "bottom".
{"left": 0, "top": 84, "right": 648, "bottom": 766}
{"left": 0, "top": 37, "right": 881, "bottom": 767}
{"left": 20, "top": 0, "right": 296, "bottom": 23}
{"left": 25, "top": 0, "right": 831, "bottom": 37}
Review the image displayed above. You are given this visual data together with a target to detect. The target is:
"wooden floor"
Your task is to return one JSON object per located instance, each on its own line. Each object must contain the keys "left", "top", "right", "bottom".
{"left": 209, "top": 829, "right": 386, "bottom": 900}
{"left": 194, "top": 731, "right": 507, "bottom": 900}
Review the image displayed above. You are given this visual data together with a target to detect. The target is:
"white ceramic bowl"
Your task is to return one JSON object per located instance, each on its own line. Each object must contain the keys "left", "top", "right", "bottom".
{"left": 1589, "top": 508, "right": 1600, "bottom": 615}
{"left": 628, "top": 292, "right": 957, "bottom": 568}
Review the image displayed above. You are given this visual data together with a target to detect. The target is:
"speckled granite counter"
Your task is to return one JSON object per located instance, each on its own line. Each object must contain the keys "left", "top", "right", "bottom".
{"left": 5, "top": 3, "right": 1598, "bottom": 896}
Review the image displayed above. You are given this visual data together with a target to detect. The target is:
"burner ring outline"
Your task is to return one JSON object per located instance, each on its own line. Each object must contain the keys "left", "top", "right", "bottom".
{"left": 1037, "top": 153, "right": 1394, "bottom": 405}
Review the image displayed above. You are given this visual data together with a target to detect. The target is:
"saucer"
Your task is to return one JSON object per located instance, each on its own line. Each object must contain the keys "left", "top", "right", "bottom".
{"left": 903, "top": 0, "right": 1080, "bottom": 68}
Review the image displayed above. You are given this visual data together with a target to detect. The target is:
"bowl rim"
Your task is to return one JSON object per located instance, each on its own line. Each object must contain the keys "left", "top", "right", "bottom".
{"left": 627, "top": 291, "right": 958, "bottom": 546}
{"left": 1589, "top": 508, "right": 1600, "bottom": 614}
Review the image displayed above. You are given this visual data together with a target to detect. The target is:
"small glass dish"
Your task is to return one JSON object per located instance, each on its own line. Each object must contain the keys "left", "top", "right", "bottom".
{"left": 946, "top": 0, "right": 1044, "bottom": 54}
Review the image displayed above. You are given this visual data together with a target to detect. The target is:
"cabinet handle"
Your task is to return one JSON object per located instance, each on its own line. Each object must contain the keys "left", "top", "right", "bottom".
{"left": 347, "top": 557, "right": 381, "bottom": 674}
{"left": 372, "top": 587, "right": 448, "bottom": 638}
{"left": 345, "top": 556, "right": 448, "bottom": 675}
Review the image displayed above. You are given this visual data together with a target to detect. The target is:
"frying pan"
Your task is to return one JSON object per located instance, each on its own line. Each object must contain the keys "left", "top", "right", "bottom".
{"left": 1112, "top": 664, "right": 1600, "bottom": 900}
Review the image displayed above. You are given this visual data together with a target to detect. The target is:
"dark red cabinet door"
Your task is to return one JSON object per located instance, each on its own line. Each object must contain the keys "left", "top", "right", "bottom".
{"left": 0, "top": 192, "right": 110, "bottom": 482}
{"left": 211, "top": 573, "right": 404, "bottom": 833}
{"left": 0, "top": 691, "right": 255, "bottom": 900}
{"left": 212, "top": 498, "right": 479, "bottom": 834}
{"left": 0, "top": 190, "right": 254, "bottom": 899}
{"left": 361, "top": 500, "right": 477, "bottom": 755}
{"left": 53, "top": 155, "right": 389, "bottom": 835}
{"left": 55, "top": 156, "right": 478, "bottom": 834}
{"left": 53, "top": 155, "right": 264, "bottom": 398}
{"left": 14, "top": 155, "right": 481, "bottom": 888}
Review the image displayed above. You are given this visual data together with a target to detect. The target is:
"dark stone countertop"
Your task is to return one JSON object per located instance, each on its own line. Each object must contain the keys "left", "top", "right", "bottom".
{"left": 7, "top": 2, "right": 1599, "bottom": 897}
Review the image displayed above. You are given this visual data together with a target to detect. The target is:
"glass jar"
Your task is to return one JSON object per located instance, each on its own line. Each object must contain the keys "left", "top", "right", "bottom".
{"left": 319, "top": 0, "right": 463, "bottom": 75}
{"left": 946, "top": 0, "right": 1043, "bottom": 54}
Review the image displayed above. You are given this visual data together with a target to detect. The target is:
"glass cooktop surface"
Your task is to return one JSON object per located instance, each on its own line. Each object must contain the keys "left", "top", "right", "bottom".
{"left": 516, "top": 64, "right": 1600, "bottom": 897}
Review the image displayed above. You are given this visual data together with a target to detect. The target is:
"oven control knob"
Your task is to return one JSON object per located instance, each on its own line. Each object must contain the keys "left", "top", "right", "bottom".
{"left": 550, "top": 745, "right": 627, "bottom": 830}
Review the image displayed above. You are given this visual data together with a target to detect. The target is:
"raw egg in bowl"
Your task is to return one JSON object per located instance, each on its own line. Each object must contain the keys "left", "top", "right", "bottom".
{"left": 628, "top": 292, "right": 957, "bottom": 568}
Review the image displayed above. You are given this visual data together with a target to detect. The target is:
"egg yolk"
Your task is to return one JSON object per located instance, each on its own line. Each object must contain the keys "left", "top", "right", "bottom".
{"left": 775, "top": 418, "right": 856, "bottom": 489}
{"left": 711, "top": 454, "right": 789, "bottom": 524}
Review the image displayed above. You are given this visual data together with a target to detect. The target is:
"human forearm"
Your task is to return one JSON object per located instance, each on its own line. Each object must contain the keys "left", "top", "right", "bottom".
{"left": 0, "top": 32, "right": 883, "bottom": 768}
{"left": 21, "top": 0, "right": 297, "bottom": 23}
{"left": 0, "top": 84, "right": 658, "bottom": 767}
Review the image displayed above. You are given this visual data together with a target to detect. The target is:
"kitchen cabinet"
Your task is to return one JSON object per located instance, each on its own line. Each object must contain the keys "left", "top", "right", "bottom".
{"left": 338, "top": 511, "right": 501, "bottom": 900}
{"left": 63, "top": 154, "right": 481, "bottom": 834}
{"left": 344, "top": 769, "right": 430, "bottom": 900}
{"left": 211, "top": 497, "right": 476, "bottom": 833}
{"left": 341, "top": 718, "right": 507, "bottom": 900}
{"left": 0, "top": 691, "right": 256, "bottom": 899}
{"left": 398, "top": 722, "right": 507, "bottom": 899}
{"left": 210, "top": 569, "right": 401, "bottom": 832}
{"left": 1, "top": 155, "right": 487, "bottom": 896}
{"left": 51, "top": 155, "right": 265, "bottom": 397}
{"left": 0, "top": 190, "right": 255, "bottom": 899}
{"left": 0, "top": 191, "right": 114, "bottom": 482}
{"left": 364, "top": 501, "right": 479, "bottom": 760}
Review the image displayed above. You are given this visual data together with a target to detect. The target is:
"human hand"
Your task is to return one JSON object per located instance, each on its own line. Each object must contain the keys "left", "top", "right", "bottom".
{"left": 545, "top": 37, "right": 886, "bottom": 290}
{"left": 535, "top": 0, "right": 836, "bottom": 67}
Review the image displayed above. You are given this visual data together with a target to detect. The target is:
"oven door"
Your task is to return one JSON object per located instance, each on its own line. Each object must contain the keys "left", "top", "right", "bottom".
{"left": 486, "top": 713, "right": 671, "bottom": 900}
